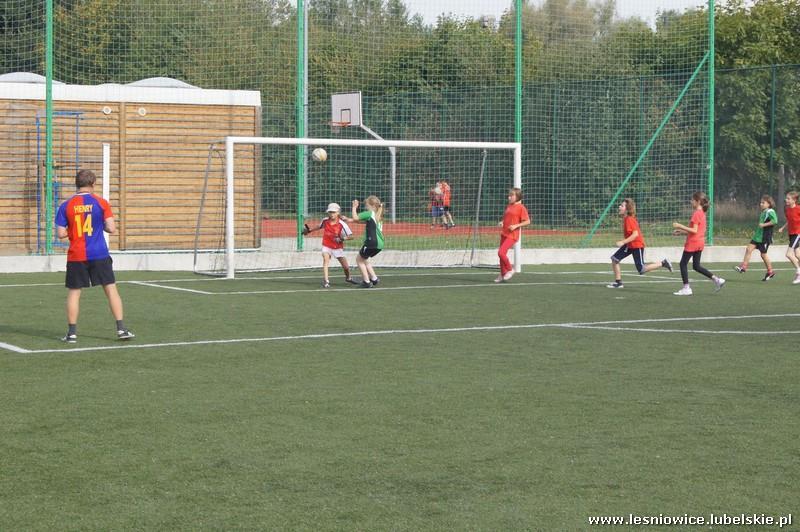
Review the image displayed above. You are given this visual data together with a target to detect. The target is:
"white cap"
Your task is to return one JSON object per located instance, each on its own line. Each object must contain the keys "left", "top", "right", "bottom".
{"left": 326, "top": 203, "right": 341, "bottom": 213}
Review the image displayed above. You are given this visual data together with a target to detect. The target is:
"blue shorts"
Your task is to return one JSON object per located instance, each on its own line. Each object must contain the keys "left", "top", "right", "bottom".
{"left": 431, "top": 206, "right": 444, "bottom": 218}
{"left": 611, "top": 246, "right": 646, "bottom": 274}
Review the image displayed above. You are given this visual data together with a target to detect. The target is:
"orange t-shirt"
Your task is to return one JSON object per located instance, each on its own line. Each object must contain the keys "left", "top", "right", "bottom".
{"left": 684, "top": 209, "right": 706, "bottom": 252}
{"left": 502, "top": 203, "right": 529, "bottom": 242}
{"left": 441, "top": 182, "right": 451, "bottom": 207}
{"left": 623, "top": 216, "right": 645, "bottom": 249}
{"left": 785, "top": 204, "right": 800, "bottom": 234}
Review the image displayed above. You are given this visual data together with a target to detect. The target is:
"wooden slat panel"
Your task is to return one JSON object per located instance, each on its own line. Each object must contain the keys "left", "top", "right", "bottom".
{"left": 0, "top": 97, "right": 259, "bottom": 253}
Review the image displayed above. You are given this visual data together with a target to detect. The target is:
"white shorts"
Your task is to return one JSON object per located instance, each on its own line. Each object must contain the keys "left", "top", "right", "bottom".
{"left": 321, "top": 246, "right": 346, "bottom": 259}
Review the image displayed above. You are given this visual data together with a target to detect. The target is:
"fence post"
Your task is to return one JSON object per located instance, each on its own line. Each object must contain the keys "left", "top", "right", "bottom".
{"left": 769, "top": 65, "right": 776, "bottom": 185}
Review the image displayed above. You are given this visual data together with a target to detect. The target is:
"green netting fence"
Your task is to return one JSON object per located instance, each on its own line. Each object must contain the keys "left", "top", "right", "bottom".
{"left": 0, "top": 0, "right": 716, "bottom": 256}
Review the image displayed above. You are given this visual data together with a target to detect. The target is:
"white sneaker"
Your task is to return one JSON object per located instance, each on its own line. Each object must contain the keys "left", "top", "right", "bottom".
{"left": 494, "top": 275, "right": 504, "bottom": 283}
{"left": 714, "top": 277, "right": 726, "bottom": 292}
{"left": 502, "top": 271, "right": 514, "bottom": 281}
{"left": 673, "top": 286, "right": 693, "bottom": 296}
{"left": 793, "top": 273, "right": 800, "bottom": 285}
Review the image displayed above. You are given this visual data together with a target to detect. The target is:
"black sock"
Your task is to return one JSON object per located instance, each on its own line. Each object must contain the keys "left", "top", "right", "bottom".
{"left": 68, "top": 324, "right": 77, "bottom": 335}
{"left": 116, "top": 320, "right": 125, "bottom": 331}
{"left": 616, "top": 279, "right": 622, "bottom": 283}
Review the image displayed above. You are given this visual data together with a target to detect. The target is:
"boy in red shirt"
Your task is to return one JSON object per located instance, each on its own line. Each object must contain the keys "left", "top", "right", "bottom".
{"left": 303, "top": 203, "right": 357, "bottom": 288}
{"left": 607, "top": 198, "right": 673, "bottom": 288}
{"left": 777, "top": 191, "right": 800, "bottom": 284}
{"left": 495, "top": 187, "right": 530, "bottom": 283}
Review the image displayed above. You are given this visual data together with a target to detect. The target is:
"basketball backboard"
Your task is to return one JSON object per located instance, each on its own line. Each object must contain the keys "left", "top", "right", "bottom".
{"left": 331, "top": 91, "right": 362, "bottom": 127}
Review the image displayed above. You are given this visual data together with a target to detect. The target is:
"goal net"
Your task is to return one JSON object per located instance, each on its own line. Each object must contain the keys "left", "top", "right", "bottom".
{"left": 193, "top": 136, "right": 521, "bottom": 278}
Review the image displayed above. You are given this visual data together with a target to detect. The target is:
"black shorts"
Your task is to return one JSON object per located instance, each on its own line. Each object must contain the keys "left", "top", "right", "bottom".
{"left": 443, "top": 206, "right": 451, "bottom": 212}
{"left": 359, "top": 246, "right": 381, "bottom": 259}
{"left": 65, "top": 257, "right": 116, "bottom": 289}
{"left": 789, "top": 234, "right": 800, "bottom": 250}
{"left": 749, "top": 240, "right": 770, "bottom": 254}
{"left": 611, "top": 245, "right": 646, "bottom": 274}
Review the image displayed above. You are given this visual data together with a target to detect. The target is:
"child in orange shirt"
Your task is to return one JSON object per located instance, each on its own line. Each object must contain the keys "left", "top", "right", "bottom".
{"left": 776, "top": 191, "right": 800, "bottom": 284}
{"left": 302, "top": 203, "right": 356, "bottom": 288}
{"left": 607, "top": 198, "right": 672, "bottom": 288}
{"left": 671, "top": 191, "right": 725, "bottom": 295}
{"left": 495, "top": 187, "right": 530, "bottom": 283}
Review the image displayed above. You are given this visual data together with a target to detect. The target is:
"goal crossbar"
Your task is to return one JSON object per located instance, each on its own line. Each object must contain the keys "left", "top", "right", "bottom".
{"left": 224, "top": 136, "right": 523, "bottom": 278}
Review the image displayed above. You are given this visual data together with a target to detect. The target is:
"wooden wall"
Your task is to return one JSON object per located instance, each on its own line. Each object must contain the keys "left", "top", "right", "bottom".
{"left": 0, "top": 98, "right": 260, "bottom": 254}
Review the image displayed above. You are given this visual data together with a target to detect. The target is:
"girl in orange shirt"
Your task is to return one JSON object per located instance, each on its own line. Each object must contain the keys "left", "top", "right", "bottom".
{"left": 671, "top": 191, "right": 725, "bottom": 296}
{"left": 607, "top": 198, "right": 673, "bottom": 289}
{"left": 495, "top": 187, "right": 530, "bottom": 283}
{"left": 777, "top": 191, "right": 800, "bottom": 284}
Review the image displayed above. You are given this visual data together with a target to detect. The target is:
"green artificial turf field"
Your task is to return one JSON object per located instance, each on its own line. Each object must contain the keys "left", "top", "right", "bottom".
{"left": 1, "top": 265, "right": 797, "bottom": 530}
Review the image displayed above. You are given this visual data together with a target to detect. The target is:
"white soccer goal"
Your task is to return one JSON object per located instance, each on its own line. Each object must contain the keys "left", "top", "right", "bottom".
{"left": 193, "top": 136, "right": 522, "bottom": 278}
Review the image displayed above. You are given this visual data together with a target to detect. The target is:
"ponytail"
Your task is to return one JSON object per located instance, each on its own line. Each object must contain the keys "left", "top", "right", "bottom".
{"left": 365, "top": 195, "right": 383, "bottom": 223}
{"left": 693, "top": 191, "right": 709, "bottom": 212}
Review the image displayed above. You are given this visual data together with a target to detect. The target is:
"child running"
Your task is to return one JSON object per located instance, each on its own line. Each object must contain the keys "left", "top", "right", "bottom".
{"left": 777, "top": 191, "right": 800, "bottom": 284}
{"left": 302, "top": 203, "right": 357, "bottom": 288}
{"left": 607, "top": 198, "right": 673, "bottom": 289}
{"left": 349, "top": 196, "right": 384, "bottom": 288}
{"left": 671, "top": 191, "right": 725, "bottom": 295}
{"left": 495, "top": 187, "right": 530, "bottom": 283}
{"left": 734, "top": 195, "right": 778, "bottom": 281}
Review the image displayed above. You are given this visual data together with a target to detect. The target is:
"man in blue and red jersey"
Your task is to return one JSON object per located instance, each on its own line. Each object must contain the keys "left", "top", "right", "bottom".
{"left": 55, "top": 169, "right": 134, "bottom": 343}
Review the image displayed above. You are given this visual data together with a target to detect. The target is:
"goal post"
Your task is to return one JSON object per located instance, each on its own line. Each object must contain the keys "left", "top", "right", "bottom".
{"left": 221, "top": 136, "right": 522, "bottom": 279}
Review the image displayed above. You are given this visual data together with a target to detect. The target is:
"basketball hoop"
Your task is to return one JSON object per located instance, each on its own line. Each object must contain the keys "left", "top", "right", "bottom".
{"left": 329, "top": 121, "right": 350, "bottom": 134}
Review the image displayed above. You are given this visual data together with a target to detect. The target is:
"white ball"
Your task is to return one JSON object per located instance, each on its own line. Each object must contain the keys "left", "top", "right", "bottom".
{"left": 311, "top": 147, "right": 327, "bottom": 162}
{"left": 433, "top": 186, "right": 442, "bottom": 194}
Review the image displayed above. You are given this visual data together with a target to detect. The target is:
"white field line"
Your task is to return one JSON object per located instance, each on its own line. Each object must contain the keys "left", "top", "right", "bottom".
{"left": 0, "top": 271, "right": 609, "bottom": 288}
{"left": 5, "top": 313, "right": 799, "bottom": 355}
{"left": 127, "top": 281, "right": 213, "bottom": 295}
{"left": 566, "top": 325, "right": 800, "bottom": 335}
{"left": 7, "top": 266, "right": 799, "bottom": 288}
{"left": 214, "top": 279, "right": 676, "bottom": 295}
{"left": 0, "top": 341, "right": 30, "bottom": 353}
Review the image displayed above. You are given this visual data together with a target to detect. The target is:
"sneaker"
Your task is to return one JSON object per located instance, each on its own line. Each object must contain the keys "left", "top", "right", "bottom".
{"left": 345, "top": 277, "right": 359, "bottom": 285}
{"left": 606, "top": 281, "right": 624, "bottom": 289}
{"left": 661, "top": 258, "right": 673, "bottom": 273}
{"left": 322, "top": 280, "right": 331, "bottom": 288}
{"left": 734, "top": 266, "right": 746, "bottom": 273}
{"left": 359, "top": 281, "right": 373, "bottom": 288}
{"left": 793, "top": 272, "right": 800, "bottom": 285}
{"left": 370, "top": 277, "right": 380, "bottom": 286}
{"left": 762, "top": 271, "right": 775, "bottom": 281}
{"left": 61, "top": 333, "right": 77, "bottom": 343}
{"left": 502, "top": 271, "right": 514, "bottom": 281}
{"left": 714, "top": 277, "right": 726, "bottom": 292}
{"left": 117, "top": 329, "right": 135, "bottom": 341}
{"left": 494, "top": 275, "right": 504, "bottom": 283}
{"left": 673, "top": 286, "right": 693, "bottom": 296}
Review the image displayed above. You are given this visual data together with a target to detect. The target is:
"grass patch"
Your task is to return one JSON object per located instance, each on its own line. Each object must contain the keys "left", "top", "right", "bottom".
{"left": 1, "top": 265, "right": 798, "bottom": 529}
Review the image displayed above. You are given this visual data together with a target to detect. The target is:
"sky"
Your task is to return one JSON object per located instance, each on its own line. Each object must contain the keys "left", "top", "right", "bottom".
{"left": 401, "top": 0, "right": 709, "bottom": 26}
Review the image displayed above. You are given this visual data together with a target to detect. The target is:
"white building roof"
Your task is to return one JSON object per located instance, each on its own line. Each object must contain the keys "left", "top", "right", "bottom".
{"left": 0, "top": 73, "right": 260, "bottom": 107}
